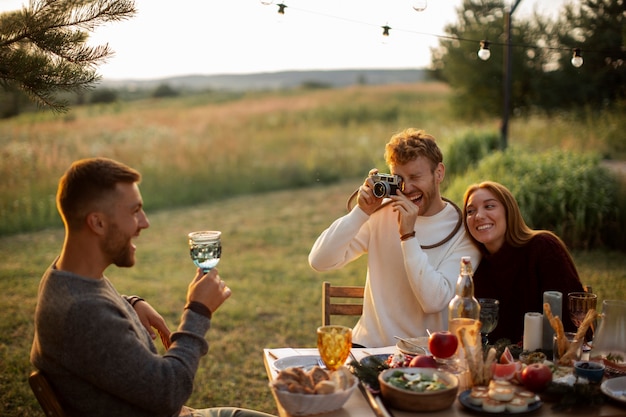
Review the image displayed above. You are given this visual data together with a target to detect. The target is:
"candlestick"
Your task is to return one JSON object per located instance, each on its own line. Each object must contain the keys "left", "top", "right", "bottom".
{"left": 523, "top": 312, "right": 543, "bottom": 351}
{"left": 542, "top": 291, "right": 562, "bottom": 350}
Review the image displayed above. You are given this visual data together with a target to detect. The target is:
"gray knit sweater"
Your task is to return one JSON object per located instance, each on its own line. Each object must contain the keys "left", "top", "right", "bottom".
{"left": 30, "top": 263, "right": 211, "bottom": 417}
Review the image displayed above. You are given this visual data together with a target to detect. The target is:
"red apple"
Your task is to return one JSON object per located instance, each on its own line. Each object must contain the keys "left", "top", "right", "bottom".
{"left": 520, "top": 363, "right": 552, "bottom": 392}
{"left": 408, "top": 354, "right": 438, "bottom": 368}
{"left": 428, "top": 331, "right": 458, "bottom": 359}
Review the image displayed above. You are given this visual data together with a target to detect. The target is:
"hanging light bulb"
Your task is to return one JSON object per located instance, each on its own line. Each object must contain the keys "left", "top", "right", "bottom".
{"left": 571, "top": 48, "right": 583, "bottom": 68}
{"left": 412, "top": 0, "right": 427, "bottom": 12}
{"left": 382, "top": 24, "right": 391, "bottom": 37}
{"left": 276, "top": 3, "right": 287, "bottom": 14}
{"left": 478, "top": 40, "right": 491, "bottom": 61}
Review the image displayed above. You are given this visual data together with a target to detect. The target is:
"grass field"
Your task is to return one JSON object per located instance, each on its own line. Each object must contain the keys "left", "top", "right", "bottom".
{"left": 1, "top": 180, "right": 625, "bottom": 417}
{"left": 1, "top": 82, "right": 625, "bottom": 416}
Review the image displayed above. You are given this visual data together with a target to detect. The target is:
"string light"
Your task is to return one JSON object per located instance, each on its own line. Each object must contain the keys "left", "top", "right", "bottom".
{"left": 571, "top": 48, "right": 583, "bottom": 68}
{"left": 412, "top": 0, "right": 427, "bottom": 12}
{"left": 478, "top": 40, "right": 491, "bottom": 61}
{"left": 258, "top": 3, "right": 619, "bottom": 67}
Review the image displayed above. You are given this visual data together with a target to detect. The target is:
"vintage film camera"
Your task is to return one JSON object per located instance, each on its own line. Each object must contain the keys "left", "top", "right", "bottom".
{"left": 371, "top": 173, "right": 403, "bottom": 198}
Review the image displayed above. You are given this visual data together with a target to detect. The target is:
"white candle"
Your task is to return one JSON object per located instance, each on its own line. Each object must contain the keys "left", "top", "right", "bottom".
{"left": 523, "top": 312, "right": 543, "bottom": 351}
{"left": 542, "top": 291, "right": 562, "bottom": 350}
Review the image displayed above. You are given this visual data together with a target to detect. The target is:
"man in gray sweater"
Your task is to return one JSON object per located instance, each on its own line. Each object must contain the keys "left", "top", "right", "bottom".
{"left": 30, "top": 157, "right": 274, "bottom": 417}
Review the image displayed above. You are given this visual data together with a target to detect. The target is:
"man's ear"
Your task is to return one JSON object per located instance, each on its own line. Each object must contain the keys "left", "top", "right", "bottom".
{"left": 435, "top": 162, "right": 445, "bottom": 183}
{"left": 86, "top": 212, "right": 106, "bottom": 235}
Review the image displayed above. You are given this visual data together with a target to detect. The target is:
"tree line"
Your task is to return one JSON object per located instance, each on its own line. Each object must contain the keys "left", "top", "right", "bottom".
{"left": 431, "top": 0, "right": 626, "bottom": 118}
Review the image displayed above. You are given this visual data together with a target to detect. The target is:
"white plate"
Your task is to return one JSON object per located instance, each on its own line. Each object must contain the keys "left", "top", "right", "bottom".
{"left": 601, "top": 376, "right": 626, "bottom": 404}
{"left": 395, "top": 336, "right": 430, "bottom": 355}
{"left": 273, "top": 355, "right": 321, "bottom": 372}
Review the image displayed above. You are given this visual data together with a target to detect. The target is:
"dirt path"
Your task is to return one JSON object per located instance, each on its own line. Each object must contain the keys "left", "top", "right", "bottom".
{"left": 602, "top": 160, "right": 626, "bottom": 177}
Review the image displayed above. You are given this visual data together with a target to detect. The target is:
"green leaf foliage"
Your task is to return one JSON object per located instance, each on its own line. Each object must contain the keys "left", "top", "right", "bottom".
{"left": 0, "top": 0, "right": 136, "bottom": 112}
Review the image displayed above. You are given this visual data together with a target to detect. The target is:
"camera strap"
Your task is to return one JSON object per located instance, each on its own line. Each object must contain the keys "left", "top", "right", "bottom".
{"left": 345, "top": 189, "right": 463, "bottom": 250}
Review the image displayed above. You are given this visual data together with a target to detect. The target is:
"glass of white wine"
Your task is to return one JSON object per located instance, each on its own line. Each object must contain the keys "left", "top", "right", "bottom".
{"left": 188, "top": 231, "right": 222, "bottom": 273}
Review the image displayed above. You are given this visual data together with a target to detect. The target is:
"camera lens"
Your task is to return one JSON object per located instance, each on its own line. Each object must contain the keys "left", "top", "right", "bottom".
{"left": 373, "top": 182, "right": 389, "bottom": 198}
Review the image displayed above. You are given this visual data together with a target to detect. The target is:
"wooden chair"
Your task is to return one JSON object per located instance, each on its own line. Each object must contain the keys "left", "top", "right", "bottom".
{"left": 322, "top": 281, "right": 364, "bottom": 326}
{"left": 28, "top": 370, "right": 68, "bottom": 417}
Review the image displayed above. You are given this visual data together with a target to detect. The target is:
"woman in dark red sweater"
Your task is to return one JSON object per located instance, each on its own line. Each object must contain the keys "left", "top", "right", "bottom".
{"left": 462, "top": 181, "right": 584, "bottom": 345}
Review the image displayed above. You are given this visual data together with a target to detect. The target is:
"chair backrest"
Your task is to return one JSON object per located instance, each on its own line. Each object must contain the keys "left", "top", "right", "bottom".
{"left": 322, "top": 281, "right": 364, "bottom": 326}
{"left": 29, "top": 370, "right": 68, "bottom": 417}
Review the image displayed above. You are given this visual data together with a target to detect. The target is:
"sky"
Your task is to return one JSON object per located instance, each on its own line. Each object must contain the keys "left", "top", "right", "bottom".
{"left": 1, "top": 0, "right": 568, "bottom": 80}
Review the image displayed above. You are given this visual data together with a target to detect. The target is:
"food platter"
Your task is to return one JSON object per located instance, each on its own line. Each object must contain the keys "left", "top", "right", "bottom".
{"left": 359, "top": 353, "right": 393, "bottom": 367}
{"left": 601, "top": 376, "right": 626, "bottom": 404}
{"left": 273, "top": 355, "right": 321, "bottom": 372}
{"left": 458, "top": 389, "right": 543, "bottom": 414}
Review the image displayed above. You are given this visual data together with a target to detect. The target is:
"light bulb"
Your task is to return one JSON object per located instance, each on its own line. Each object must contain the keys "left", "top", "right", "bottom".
{"left": 412, "top": 0, "right": 427, "bottom": 12}
{"left": 381, "top": 25, "right": 391, "bottom": 44}
{"left": 571, "top": 48, "right": 583, "bottom": 68}
{"left": 478, "top": 40, "right": 491, "bottom": 61}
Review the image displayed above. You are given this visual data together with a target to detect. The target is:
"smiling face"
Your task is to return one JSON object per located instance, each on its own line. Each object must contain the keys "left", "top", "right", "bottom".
{"left": 100, "top": 182, "right": 150, "bottom": 267}
{"left": 391, "top": 156, "right": 444, "bottom": 216}
{"left": 465, "top": 188, "right": 507, "bottom": 254}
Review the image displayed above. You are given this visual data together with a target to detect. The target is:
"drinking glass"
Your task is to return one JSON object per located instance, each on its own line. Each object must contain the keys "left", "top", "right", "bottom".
{"left": 568, "top": 291, "right": 597, "bottom": 329}
{"left": 188, "top": 231, "right": 222, "bottom": 273}
{"left": 478, "top": 298, "right": 499, "bottom": 345}
{"left": 316, "top": 325, "right": 352, "bottom": 371}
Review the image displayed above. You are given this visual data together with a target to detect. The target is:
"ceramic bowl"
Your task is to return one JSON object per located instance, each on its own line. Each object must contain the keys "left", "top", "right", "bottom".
{"left": 378, "top": 367, "right": 459, "bottom": 412}
{"left": 574, "top": 361, "right": 606, "bottom": 383}
{"left": 270, "top": 373, "right": 358, "bottom": 416}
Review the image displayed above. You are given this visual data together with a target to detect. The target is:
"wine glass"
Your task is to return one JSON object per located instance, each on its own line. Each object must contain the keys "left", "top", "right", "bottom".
{"left": 568, "top": 292, "right": 597, "bottom": 344}
{"left": 316, "top": 325, "right": 352, "bottom": 371}
{"left": 188, "top": 231, "right": 222, "bottom": 273}
{"left": 478, "top": 298, "right": 499, "bottom": 346}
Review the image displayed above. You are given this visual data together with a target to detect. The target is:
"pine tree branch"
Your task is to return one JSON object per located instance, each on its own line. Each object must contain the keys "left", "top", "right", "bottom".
{"left": 0, "top": 0, "right": 136, "bottom": 112}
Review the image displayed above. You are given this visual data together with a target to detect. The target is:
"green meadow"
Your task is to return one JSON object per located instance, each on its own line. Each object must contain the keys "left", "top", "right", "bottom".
{"left": 1, "top": 82, "right": 625, "bottom": 416}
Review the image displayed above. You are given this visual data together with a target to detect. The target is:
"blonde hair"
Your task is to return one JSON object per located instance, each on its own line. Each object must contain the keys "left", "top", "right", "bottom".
{"left": 384, "top": 128, "right": 442, "bottom": 171}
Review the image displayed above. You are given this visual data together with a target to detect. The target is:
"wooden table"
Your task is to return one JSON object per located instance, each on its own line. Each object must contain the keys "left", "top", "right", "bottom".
{"left": 263, "top": 347, "right": 626, "bottom": 417}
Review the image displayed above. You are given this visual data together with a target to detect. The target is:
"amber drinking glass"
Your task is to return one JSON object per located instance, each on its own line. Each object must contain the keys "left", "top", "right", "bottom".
{"left": 317, "top": 325, "right": 352, "bottom": 371}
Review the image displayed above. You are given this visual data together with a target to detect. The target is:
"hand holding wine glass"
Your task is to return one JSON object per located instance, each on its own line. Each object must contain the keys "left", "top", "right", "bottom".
{"left": 188, "top": 231, "right": 222, "bottom": 273}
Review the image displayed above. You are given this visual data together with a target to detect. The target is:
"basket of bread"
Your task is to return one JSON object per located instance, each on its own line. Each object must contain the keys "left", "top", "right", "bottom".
{"left": 269, "top": 365, "right": 357, "bottom": 416}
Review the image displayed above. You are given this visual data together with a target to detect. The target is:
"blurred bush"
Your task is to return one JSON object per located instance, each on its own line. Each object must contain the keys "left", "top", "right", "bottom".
{"left": 445, "top": 139, "right": 625, "bottom": 250}
{"left": 441, "top": 129, "right": 501, "bottom": 179}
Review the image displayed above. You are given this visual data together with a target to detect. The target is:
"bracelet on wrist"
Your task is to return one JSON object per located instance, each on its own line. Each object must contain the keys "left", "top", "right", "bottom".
{"left": 128, "top": 296, "right": 145, "bottom": 307}
{"left": 400, "top": 231, "right": 416, "bottom": 241}
{"left": 185, "top": 301, "right": 212, "bottom": 319}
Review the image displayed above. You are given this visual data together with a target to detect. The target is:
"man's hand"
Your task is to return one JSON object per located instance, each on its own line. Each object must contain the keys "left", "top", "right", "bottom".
{"left": 187, "top": 268, "right": 231, "bottom": 315}
{"left": 133, "top": 300, "right": 172, "bottom": 349}
{"left": 390, "top": 190, "right": 419, "bottom": 236}
{"left": 357, "top": 169, "right": 384, "bottom": 215}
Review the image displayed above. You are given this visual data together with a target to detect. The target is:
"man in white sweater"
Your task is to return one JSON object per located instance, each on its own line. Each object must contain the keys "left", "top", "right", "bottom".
{"left": 309, "top": 128, "right": 480, "bottom": 347}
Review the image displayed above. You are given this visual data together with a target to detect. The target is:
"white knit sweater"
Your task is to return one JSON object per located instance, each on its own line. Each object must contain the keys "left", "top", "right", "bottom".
{"left": 309, "top": 201, "right": 481, "bottom": 347}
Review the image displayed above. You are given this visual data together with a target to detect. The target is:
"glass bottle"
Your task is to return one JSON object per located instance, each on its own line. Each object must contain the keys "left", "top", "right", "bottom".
{"left": 448, "top": 256, "right": 481, "bottom": 356}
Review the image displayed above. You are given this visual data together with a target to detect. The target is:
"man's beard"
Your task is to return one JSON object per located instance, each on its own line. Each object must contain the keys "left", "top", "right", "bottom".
{"left": 103, "top": 223, "right": 135, "bottom": 268}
